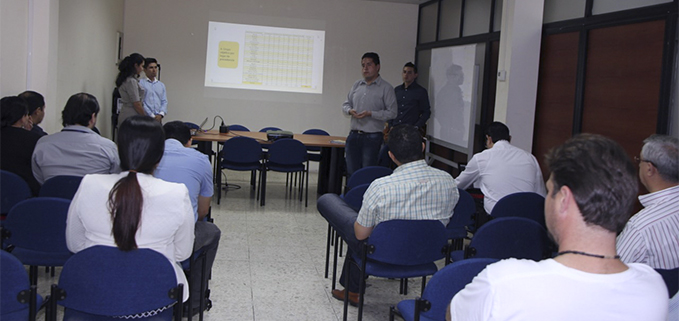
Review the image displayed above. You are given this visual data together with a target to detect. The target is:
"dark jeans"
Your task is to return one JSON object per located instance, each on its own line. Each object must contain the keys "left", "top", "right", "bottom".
{"left": 317, "top": 193, "right": 364, "bottom": 293}
{"left": 190, "top": 221, "right": 221, "bottom": 307}
{"left": 345, "top": 131, "right": 383, "bottom": 178}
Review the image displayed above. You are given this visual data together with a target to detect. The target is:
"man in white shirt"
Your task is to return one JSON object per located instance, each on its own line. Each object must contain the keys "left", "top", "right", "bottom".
{"left": 455, "top": 121, "right": 546, "bottom": 214}
{"left": 139, "top": 57, "right": 168, "bottom": 123}
{"left": 448, "top": 134, "right": 668, "bottom": 321}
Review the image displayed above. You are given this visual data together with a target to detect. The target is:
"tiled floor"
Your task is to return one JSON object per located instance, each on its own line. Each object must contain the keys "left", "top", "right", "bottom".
{"left": 33, "top": 169, "right": 435, "bottom": 321}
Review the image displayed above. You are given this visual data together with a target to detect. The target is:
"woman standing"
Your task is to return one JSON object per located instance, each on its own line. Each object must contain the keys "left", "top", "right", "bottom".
{"left": 0, "top": 96, "right": 42, "bottom": 195}
{"left": 66, "top": 115, "right": 194, "bottom": 304}
{"left": 116, "top": 53, "right": 146, "bottom": 127}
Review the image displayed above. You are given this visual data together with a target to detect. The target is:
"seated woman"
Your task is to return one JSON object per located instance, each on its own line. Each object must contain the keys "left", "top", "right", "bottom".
{"left": 66, "top": 115, "right": 195, "bottom": 307}
{"left": 0, "top": 96, "right": 42, "bottom": 195}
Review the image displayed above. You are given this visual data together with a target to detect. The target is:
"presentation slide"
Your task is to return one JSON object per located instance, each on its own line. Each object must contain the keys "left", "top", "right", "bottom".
{"left": 205, "top": 21, "right": 325, "bottom": 94}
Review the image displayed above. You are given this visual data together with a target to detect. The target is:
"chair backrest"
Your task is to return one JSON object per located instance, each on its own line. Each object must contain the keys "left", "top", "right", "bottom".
{"left": 655, "top": 268, "right": 679, "bottom": 298}
{"left": 420, "top": 258, "right": 499, "bottom": 320}
{"left": 346, "top": 166, "right": 393, "bottom": 190}
{"left": 220, "top": 136, "right": 262, "bottom": 164}
{"left": 446, "top": 188, "right": 476, "bottom": 234}
{"left": 38, "top": 175, "right": 83, "bottom": 200}
{"left": 303, "top": 128, "right": 329, "bottom": 136}
{"left": 367, "top": 220, "right": 448, "bottom": 266}
{"left": 267, "top": 139, "right": 307, "bottom": 165}
{"left": 342, "top": 183, "right": 370, "bottom": 212}
{"left": 3, "top": 198, "right": 72, "bottom": 254}
{"left": 490, "top": 192, "right": 546, "bottom": 228}
{"left": 183, "top": 122, "right": 200, "bottom": 130}
{"left": 466, "top": 217, "right": 551, "bottom": 261}
{"left": 1, "top": 170, "right": 32, "bottom": 215}
{"left": 259, "top": 126, "right": 282, "bottom": 132}
{"left": 228, "top": 124, "right": 250, "bottom": 132}
{"left": 56, "top": 245, "right": 181, "bottom": 317}
{"left": 1, "top": 251, "right": 32, "bottom": 319}
{"left": 302, "top": 129, "right": 330, "bottom": 152}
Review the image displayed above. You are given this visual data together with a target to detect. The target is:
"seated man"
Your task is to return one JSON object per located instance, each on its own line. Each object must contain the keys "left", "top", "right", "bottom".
{"left": 32, "top": 93, "right": 120, "bottom": 184}
{"left": 318, "top": 124, "right": 459, "bottom": 305}
{"left": 154, "top": 121, "right": 221, "bottom": 316}
{"left": 617, "top": 134, "right": 679, "bottom": 269}
{"left": 455, "top": 121, "right": 546, "bottom": 214}
{"left": 448, "top": 134, "right": 668, "bottom": 321}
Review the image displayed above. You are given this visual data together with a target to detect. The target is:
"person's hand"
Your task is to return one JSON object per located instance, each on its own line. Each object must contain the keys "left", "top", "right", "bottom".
{"left": 351, "top": 111, "right": 370, "bottom": 119}
{"left": 23, "top": 118, "right": 34, "bottom": 131}
{"left": 154, "top": 114, "right": 163, "bottom": 123}
{"left": 383, "top": 126, "right": 391, "bottom": 141}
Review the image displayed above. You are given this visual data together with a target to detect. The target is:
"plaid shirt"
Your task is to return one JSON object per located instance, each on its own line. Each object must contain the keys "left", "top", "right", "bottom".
{"left": 356, "top": 159, "right": 459, "bottom": 228}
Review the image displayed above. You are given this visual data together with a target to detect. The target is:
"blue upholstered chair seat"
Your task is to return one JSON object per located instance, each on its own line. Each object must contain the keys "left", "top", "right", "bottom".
{"left": 395, "top": 301, "right": 439, "bottom": 321}
{"left": 352, "top": 254, "right": 439, "bottom": 279}
{"left": 10, "top": 247, "right": 73, "bottom": 267}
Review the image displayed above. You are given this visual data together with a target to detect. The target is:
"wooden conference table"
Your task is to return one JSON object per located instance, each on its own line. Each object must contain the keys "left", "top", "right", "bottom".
{"left": 192, "top": 130, "right": 347, "bottom": 197}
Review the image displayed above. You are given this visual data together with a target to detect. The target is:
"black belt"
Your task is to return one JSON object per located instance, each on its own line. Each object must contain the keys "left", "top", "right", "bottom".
{"left": 350, "top": 130, "right": 379, "bottom": 134}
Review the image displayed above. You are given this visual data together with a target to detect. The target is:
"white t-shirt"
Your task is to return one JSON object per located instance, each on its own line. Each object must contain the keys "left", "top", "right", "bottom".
{"left": 450, "top": 258, "right": 668, "bottom": 321}
{"left": 454, "top": 141, "right": 546, "bottom": 213}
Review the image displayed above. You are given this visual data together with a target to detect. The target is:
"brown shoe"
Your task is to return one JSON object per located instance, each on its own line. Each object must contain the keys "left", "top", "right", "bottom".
{"left": 331, "top": 289, "right": 359, "bottom": 307}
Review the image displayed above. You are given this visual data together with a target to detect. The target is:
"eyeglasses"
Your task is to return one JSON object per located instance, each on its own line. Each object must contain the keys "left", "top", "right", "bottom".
{"left": 634, "top": 156, "right": 655, "bottom": 167}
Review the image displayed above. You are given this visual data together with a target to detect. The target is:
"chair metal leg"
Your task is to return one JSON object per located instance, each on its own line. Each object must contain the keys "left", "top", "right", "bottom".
{"left": 260, "top": 169, "right": 266, "bottom": 206}
{"left": 420, "top": 276, "right": 427, "bottom": 296}
{"left": 357, "top": 246, "right": 369, "bottom": 321}
{"left": 304, "top": 165, "right": 309, "bottom": 207}
{"left": 325, "top": 224, "right": 332, "bottom": 278}
{"left": 332, "top": 233, "right": 340, "bottom": 290}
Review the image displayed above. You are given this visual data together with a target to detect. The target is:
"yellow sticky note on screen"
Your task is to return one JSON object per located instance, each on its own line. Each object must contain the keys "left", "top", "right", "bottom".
{"left": 218, "top": 41, "right": 239, "bottom": 68}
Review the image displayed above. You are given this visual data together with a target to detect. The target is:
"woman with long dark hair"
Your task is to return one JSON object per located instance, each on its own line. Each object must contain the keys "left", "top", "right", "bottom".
{"left": 66, "top": 115, "right": 194, "bottom": 302}
{"left": 116, "top": 53, "right": 146, "bottom": 127}
{"left": 1, "top": 96, "right": 42, "bottom": 194}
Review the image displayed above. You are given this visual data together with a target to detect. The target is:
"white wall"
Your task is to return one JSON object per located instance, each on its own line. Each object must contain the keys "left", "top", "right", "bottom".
{"left": 123, "top": 0, "right": 419, "bottom": 136}
{"left": 0, "top": 0, "right": 123, "bottom": 136}
{"left": 0, "top": 0, "right": 29, "bottom": 96}
{"left": 57, "top": 0, "right": 124, "bottom": 136}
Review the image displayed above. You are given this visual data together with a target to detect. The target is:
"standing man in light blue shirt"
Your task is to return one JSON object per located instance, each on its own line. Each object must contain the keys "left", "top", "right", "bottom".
{"left": 140, "top": 57, "right": 167, "bottom": 123}
{"left": 342, "top": 52, "right": 397, "bottom": 177}
{"left": 154, "top": 121, "right": 220, "bottom": 317}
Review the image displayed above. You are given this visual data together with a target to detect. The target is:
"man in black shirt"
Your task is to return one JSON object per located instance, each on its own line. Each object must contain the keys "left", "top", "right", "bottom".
{"left": 378, "top": 62, "right": 431, "bottom": 167}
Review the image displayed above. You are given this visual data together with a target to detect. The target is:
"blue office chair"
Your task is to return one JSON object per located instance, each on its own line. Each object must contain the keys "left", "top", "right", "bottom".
{"left": 259, "top": 138, "right": 308, "bottom": 207}
{"left": 389, "top": 258, "right": 499, "bottom": 321}
{"left": 49, "top": 245, "right": 184, "bottom": 321}
{"left": 38, "top": 175, "right": 83, "bottom": 200}
{"left": 259, "top": 126, "right": 282, "bottom": 133}
{"left": 345, "top": 219, "right": 450, "bottom": 321}
{"left": 323, "top": 183, "right": 372, "bottom": 289}
{"left": 2, "top": 198, "right": 73, "bottom": 286}
{"left": 449, "top": 217, "right": 552, "bottom": 262}
{"left": 655, "top": 268, "right": 679, "bottom": 298}
{"left": 1, "top": 170, "right": 32, "bottom": 218}
{"left": 490, "top": 192, "right": 546, "bottom": 229}
{"left": 341, "top": 183, "right": 370, "bottom": 212}
{"left": 446, "top": 188, "right": 476, "bottom": 251}
{"left": 217, "top": 136, "right": 262, "bottom": 204}
{"left": 302, "top": 128, "right": 330, "bottom": 162}
{"left": 346, "top": 166, "right": 392, "bottom": 192}
{"left": 1, "top": 251, "right": 43, "bottom": 321}
{"left": 227, "top": 124, "right": 250, "bottom": 132}
{"left": 181, "top": 250, "right": 209, "bottom": 321}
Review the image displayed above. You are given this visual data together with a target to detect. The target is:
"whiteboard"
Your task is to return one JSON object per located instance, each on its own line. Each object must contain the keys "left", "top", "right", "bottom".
{"left": 427, "top": 44, "right": 479, "bottom": 159}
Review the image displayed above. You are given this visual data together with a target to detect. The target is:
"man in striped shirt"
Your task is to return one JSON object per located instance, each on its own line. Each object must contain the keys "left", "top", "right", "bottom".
{"left": 617, "top": 134, "right": 679, "bottom": 269}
